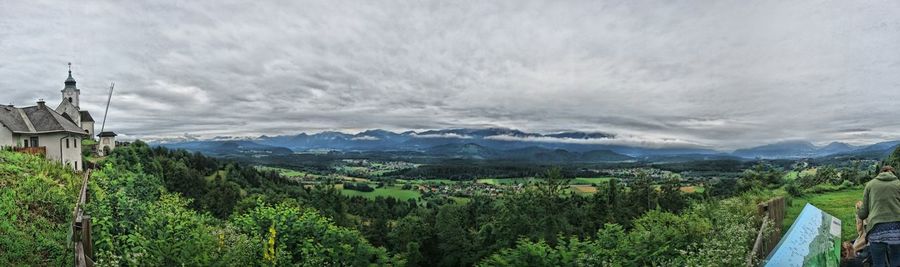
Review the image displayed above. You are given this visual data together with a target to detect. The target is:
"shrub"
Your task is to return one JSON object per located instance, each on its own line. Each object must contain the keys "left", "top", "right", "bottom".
{"left": 344, "top": 182, "right": 375, "bottom": 192}
{"left": 785, "top": 181, "right": 802, "bottom": 197}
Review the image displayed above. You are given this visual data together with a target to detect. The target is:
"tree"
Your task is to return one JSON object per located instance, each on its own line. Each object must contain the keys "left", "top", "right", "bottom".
{"left": 140, "top": 194, "right": 219, "bottom": 266}
{"left": 658, "top": 177, "right": 686, "bottom": 213}
{"left": 477, "top": 237, "right": 598, "bottom": 267}
{"left": 231, "top": 202, "right": 394, "bottom": 266}
{"left": 388, "top": 214, "right": 432, "bottom": 266}
{"left": 201, "top": 175, "right": 241, "bottom": 219}
{"left": 434, "top": 204, "right": 479, "bottom": 267}
{"left": 628, "top": 171, "right": 657, "bottom": 215}
{"left": 739, "top": 163, "right": 785, "bottom": 190}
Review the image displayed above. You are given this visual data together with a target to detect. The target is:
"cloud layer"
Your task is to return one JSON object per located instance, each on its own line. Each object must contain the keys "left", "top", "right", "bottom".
{"left": 3, "top": 0, "right": 900, "bottom": 149}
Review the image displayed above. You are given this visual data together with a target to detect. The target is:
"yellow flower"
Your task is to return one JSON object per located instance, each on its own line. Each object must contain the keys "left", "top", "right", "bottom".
{"left": 264, "top": 223, "right": 277, "bottom": 265}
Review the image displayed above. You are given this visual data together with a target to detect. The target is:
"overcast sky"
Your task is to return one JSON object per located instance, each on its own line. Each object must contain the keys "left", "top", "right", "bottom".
{"left": 2, "top": 0, "right": 900, "bottom": 150}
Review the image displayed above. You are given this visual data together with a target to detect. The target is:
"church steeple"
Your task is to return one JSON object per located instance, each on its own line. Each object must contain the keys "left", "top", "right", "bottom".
{"left": 64, "top": 62, "right": 77, "bottom": 88}
{"left": 61, "top": 62, "right": 80, "bottom": 108}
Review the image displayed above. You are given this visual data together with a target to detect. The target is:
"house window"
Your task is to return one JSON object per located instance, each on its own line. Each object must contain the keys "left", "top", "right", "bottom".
{"left": 75, "top": 161, "right": 78, "bottom": 170}
{"left": 74, "top": 140, "right": 78, "bottom": 148}
{"left": 66, "top": 139, "right": 70, "bottom": 148}
{"left": 29, "top": 136, "right": 38, "bottom": 147}
{"left": 23, "top": 139, "right": 28, "bottom": 147}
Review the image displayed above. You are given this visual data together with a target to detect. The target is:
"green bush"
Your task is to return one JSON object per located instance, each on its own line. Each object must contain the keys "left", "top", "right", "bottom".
{"left": 786, "top": 181, "right": 802, "bottom": 197}
{"left": 230, "top": 202, "right": 394, "bottom": 266}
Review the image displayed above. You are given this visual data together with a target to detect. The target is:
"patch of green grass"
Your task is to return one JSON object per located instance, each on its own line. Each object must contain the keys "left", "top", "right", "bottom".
{"left": 477, "top": 178, "right": 537, "bottom": 185}
{"left": 783, "top": 187, "right": 864, "bottom": 241}
{"left": 571, "top": 177, "right": 614, "bottom": 185}
{"left": 205, "top": 170, "right": 227, "bottom": 182}
{"left": 449, "top": 196, "right": 471, "bottom": 205}
{"left": 800, "top": 168, "right": 817, "bottom": 178}
{"left": 783, "top": 171, "right": 799, "bottom": 181}
{"left": 339, "top": 185, "right": 421, "bottom": 201}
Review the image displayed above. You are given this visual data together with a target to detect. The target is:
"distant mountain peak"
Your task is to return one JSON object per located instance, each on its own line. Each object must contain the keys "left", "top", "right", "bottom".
{"left": 545, "top": 131, "right": 615, "bottom": 139}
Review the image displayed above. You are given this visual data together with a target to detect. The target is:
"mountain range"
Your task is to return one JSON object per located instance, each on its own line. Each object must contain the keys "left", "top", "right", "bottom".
{"left": 150, "top": 128, "right": 900, "bottom": 162}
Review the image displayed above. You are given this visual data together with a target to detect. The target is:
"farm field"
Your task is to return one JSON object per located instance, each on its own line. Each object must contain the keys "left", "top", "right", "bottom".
{"left": 571, "top": 177, "right": 615, "bottom": 185}
{"left": 259, "top": 166, "right": 370, "bottom": 182}
{"left": 397, "top": 178, "right": 458, "bottom": 185}
{"left": 338, "top": 184, "right": 422, "bottom": 201}
{"left": 477, "top": 177, "right": 616, "bottom": 186}
{"left": 449, "top": 196, "right": 472, "bottom": 204}
{"left": 571, "top": 185, "right": 598, "bottom": 194}
{"left": 257, "top": 166, "right": 323, "bottom": 178}
{"left": 476, "top": 177, "right": 537, "bottom": 185}
{"left": 783, "top": 187, "right": 864, "bottom": 241}
{"left": 678, "top": 186, "right": 705, "bottom": 193}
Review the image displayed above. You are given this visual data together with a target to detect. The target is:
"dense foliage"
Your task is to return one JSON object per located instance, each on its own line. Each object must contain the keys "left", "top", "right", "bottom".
{"left": 11, "top": 142, "right": 885, "bottom": 266}
{"left": 0, "top": 150, "right": 82, "bottom": 266}
{"left": 86, "top": 142, "right": 397, "bottom": 265}
{"left": 85, "top": 143, "right": 723, "bottom": 266}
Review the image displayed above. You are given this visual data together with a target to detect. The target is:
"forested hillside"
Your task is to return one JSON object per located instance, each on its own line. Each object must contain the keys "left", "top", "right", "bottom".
{"left": 3, "top": 141, "right": 843, "bottom": 266}
{"left": 85, "top": 142, "right": 395, "bottom": 265}
{"left": 74, "top": 142, "right": 784, "bottom": 266}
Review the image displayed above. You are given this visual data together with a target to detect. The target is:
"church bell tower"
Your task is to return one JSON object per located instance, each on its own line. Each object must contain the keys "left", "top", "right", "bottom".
{"left": 61, "top": 62, "right": 80, "bottom": 108}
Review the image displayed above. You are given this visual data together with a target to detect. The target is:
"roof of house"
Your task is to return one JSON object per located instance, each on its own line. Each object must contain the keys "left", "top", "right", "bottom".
{"left": 0, "top": 103, "right": 89, "bottom": 136}
{"left": 79, "top": 110, "right": 94, "bottom": 122}
{"left": 98, "top": 131, "right": 117, "bottom": 137}
{"left": 60, "top": 112, "right": 74, "bottom": 123}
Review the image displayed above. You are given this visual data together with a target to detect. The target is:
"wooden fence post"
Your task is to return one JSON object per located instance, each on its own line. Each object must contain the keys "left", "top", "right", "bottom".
{"left": 747, "top": 197, "right": 787, "bottom": 267}
{"left": 83, "top": 215, "right": 93, "bottom": 260}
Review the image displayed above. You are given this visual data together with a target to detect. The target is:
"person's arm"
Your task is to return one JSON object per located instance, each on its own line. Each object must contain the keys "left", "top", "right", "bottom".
{"left": 857, "top": 187, "right": 870, "bottom": 220}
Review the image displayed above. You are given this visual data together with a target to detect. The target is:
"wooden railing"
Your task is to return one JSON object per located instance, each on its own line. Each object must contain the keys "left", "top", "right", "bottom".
{"left": 746, "top": 197, "right": 786, "bottom": 266}
{"left": 14, "top": 146, "right": 46, "bottom": 156}
{"left": 71, "top": 169, "right": 94, "bottom": 267}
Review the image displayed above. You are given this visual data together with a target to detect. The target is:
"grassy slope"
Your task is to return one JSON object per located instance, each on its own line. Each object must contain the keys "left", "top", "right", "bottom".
{"left": 783, "top": 188, "right": 864, "bottom": 241}
{"left": 0, "top": 150, "right": 82, "bottom": 266}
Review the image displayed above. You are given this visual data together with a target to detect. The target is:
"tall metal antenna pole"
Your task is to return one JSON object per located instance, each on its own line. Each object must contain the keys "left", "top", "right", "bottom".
{"left": 100, "top": 82, "right": 114, "bottom": 134}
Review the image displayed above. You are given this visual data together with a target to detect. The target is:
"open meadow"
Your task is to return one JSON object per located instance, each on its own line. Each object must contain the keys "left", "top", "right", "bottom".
{"left": 783, "top": 187, "right": 864, "bottom": 241}
{"left": 337, "top": 184, "right": 422, "bottom": 201}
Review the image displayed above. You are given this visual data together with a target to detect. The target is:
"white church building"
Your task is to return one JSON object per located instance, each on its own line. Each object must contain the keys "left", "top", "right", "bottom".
{"left": 0, "top": 65, "right": 95, "bottom": 171}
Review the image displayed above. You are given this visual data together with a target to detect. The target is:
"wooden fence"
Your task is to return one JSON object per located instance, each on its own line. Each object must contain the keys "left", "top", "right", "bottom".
{"left": 14, "top": 146, "right": 46, "bottom": 156}
{"left": 71, "top": 169, "right": 94, "bottom": 267}
{"left": 746, "top": 197, "right": 786, "bottom": 266}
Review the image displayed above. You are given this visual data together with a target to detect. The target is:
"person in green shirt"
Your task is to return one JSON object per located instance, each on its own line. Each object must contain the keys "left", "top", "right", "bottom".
{"left": 857, "top": 165, "right": 900, "bottom": 267}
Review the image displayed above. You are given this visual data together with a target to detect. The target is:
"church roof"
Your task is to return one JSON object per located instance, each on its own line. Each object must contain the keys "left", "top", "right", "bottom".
{"left": 80, "top": 110, "right": 94, "bottom": 122}
{"left": 0, "top": 102, "right": 89, "bottom": 136}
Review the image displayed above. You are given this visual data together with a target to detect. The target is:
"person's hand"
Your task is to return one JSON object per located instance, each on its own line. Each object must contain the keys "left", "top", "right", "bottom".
{"left": 856, "top": 200, "right": 863, "bottom": 209}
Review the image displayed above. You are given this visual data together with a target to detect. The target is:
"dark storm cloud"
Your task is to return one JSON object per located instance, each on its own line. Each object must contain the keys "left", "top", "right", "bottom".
{"left": 3, "top": 0, "right": 900, "bottom": 149}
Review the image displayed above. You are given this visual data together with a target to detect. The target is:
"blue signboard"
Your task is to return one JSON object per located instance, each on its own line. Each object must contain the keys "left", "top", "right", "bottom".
{"left": 764, "top": 203, "right": 841, "bottom": 267}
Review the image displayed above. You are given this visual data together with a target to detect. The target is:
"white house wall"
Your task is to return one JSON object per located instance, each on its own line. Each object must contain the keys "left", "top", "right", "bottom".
{"left": 40, "top": 133, "right": 84, "bottom": 171}
{"left": 99, "top": 136, "right": 116, "bottom": 155}
{"left": 0, "top": 126, "right": 12, "bottom": 147}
